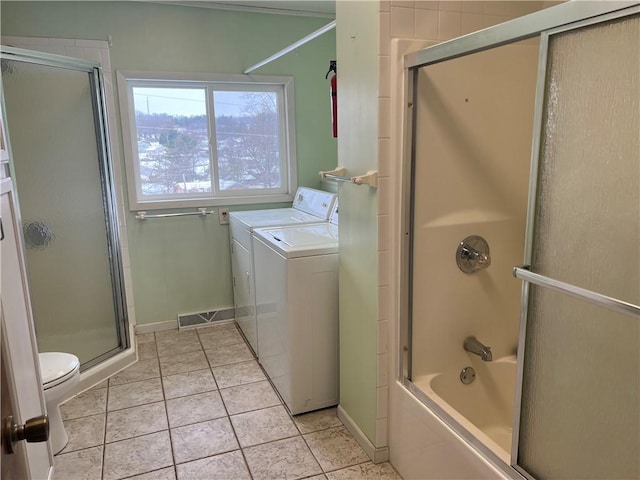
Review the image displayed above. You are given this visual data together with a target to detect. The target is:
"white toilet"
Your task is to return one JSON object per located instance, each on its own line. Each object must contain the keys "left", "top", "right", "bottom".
{"left": 38, "top": 352, "right": 80, "bottom": 454}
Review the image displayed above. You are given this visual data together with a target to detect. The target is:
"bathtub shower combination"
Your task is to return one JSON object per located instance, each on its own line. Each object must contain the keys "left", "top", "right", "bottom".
{"left": 400, "top": 3, "right": 639, "bottom": 480}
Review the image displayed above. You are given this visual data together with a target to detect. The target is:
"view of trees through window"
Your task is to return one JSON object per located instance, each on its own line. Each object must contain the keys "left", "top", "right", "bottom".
{"left": 132, "top": 87, "right": 281, "bottom": 196}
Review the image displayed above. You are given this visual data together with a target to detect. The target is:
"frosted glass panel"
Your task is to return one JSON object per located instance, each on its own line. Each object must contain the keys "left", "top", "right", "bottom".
{"left": 518, "top": 14, "right": 640, "bottom": 479}
{"left": 531, "top": 15, "right": 640, "bottom": 305}
{"left": 3, "top": 60, "right": 121, "bottom": 365}
{"left": 520, "top": 287, "right": 639, "bottom": 479}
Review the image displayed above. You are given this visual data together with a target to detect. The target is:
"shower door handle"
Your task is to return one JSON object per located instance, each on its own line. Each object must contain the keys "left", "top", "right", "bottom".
{"left": 513, "top": 265, "right": 640, "bottom": 318}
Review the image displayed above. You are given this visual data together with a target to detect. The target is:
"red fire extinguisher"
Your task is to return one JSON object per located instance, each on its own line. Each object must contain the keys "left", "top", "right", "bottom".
{"left": 326, "top": 61, "right": 337, "bottom": 138}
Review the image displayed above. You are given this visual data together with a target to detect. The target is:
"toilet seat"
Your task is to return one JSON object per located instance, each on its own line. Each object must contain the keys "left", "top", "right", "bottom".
{"left": 39, "top": 352, "right": 80, "bottom": 390}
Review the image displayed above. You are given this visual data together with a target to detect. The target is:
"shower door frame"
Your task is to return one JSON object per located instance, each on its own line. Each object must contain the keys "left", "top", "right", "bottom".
{"left": 400, "top": 1, "right": 640, "bottom": 478}
{"left": 0, "top": 46, "right": 130, "bottom": 370}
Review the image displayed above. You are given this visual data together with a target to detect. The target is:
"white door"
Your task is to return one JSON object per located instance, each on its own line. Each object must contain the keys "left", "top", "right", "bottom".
{"left": 0, "top": 175, "right": 52, "bottom": 478}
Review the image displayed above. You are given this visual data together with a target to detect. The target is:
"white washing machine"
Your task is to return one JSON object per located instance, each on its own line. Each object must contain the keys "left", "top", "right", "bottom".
{"left": 229, "top": 187, "right": 336, "bottom": 356}
{"left": 252, "top": 207, "right": 338, "bottom": 415}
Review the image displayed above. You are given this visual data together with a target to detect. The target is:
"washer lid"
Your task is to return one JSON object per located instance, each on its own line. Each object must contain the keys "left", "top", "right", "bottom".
{"left": 254, "top": 223, "right": 338, "bottom": 258}
{"left": 230, "top": 208, "right": 324, "bottom": 230}
{"left": 39, "top": 352, "right": 80, "bottom": 387}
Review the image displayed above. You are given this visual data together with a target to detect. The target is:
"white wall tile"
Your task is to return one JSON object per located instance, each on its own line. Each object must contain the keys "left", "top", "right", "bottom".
{"left": 47, "top": 37, "right": 75, "bottom": 46}
{"left": 484, "top": 14, "right": 511, "bottom": 28}
{"left": 124, "top": 268, "right": 135, "bottom": 307}
{"left": 377, "top": 320, "right": 389, "bottom": 354}
{"left": 63, "top": 46, "right": 84, "bottom": 58}
{"left": 438, "top": 10, "right": 462, "bottom": 40}
{"left": 378, "top": 138, "right": 390, "bottom": 177}
{"left": 1, "top": 36, "right": 23, "bottom": 46}
{"left": 415, "top": 8, "right": 439, "bottom": 40}
{"left": 379, "top": 12, "right": 391, "bottom": 55}
{"left": 377, "top": 352, "right": 389, "bottom": 387}
{"left": 39, "top": 46, "right": 66, "bottom": 55}
{"left": 378, "top": 249, "right": 390, "bottom": 286}
{"left": 378, "top": 284, "right": 390, "bottom": 320}
{"left": 378, "top": 55, "right": 391, "bottom": 98}
{"left": 119, "top": 225, "right": 129, "bottom": 246}
{"left": 391, "top": 0, "right": 415, "bottom": 8}
{"left": 378, "top": 97, "right": 391, "bottom": 138}
{"left": 483, "top": 0, "right": 509, "bottom": 15}
{"left": 83, "top": 47, "right": 103, "bottom": 65}
{"left": 415, "top": 1, "right": 439, "bottom": 10}
{"left": 12, "top": 36, "right": 49, "bottom": 46}
{"left": 438, "top": 1, "right": 462, "bottom": 12}
{"left": 376, "top": 417, "right": 389, "bottom": 446}
{"left": 377, "top": 176, "right": 390, "bottom": 216}
{"left": 461, "top": 12, "right": 485, "bottom": 35}
{"left": 461, "top": 0, "right": 484, "bottom": 13}
{"left": 117, "top": 199, "right": 126, "bottom": 228}
{"left": 390, "top": 6, "right": 416, "bottom": 38}
{"left": 100, "top": 48, "right": 112, "bottom": 73}
{"left": 378, "top": 214, "right": 390, "bottom": 252}
{"left": 504, "top": 1, "right": 539, "bottom": 17}
{"left": 75, "top": 39, "right": 107, "bottom": 48}
{"left": 121, "top": 246, "right": 131, "bottom": 269}
{"left": 127, "top": 306, "right": 137, "bottom": 326}
{"left": 377, "top": 386, "right": 389, "bottom": 419}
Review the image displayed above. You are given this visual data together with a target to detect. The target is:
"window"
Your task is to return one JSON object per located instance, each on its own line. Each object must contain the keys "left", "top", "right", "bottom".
{"left": 118, "top": 72, "right": 297, "bottom": 209}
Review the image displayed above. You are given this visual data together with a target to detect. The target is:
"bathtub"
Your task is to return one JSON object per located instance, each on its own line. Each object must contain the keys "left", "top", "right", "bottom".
{"left": 412, "top": 355, "right": 517, "bottom": 464}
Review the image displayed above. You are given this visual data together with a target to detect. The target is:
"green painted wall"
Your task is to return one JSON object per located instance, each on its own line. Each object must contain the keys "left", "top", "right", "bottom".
{"left": 335, "top": 1, "right": 379, "bottom": 445}
{"left": 1, "top": 1, "right": 337, "bottom": 325}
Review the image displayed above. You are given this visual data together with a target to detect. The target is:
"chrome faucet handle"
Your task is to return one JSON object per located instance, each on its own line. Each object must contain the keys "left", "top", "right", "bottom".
{"left": 456, "top": 235, "right": 491, "bottom": 273}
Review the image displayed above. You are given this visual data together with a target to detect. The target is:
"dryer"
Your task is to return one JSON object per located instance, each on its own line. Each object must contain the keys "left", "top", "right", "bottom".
{"left": 252, "top": 207, "right": 338, "bottom": 414}
{"left": 229, "top": 187, "right": 336, "bottom": 356}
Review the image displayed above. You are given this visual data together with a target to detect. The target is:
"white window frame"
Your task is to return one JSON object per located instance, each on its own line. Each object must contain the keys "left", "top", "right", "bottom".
{"left": 117, "top": 71, "right": 297, "bottom": 210}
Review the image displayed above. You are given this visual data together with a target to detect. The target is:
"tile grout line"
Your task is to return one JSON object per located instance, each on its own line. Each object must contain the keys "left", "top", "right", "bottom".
{"left": 100, "top": 371, "right": 111, "bottom": 480}
{"left": 198, "top": 323, "right": 256, "bottom": 480}
{"left": 62, "top": 324, "right": 382, "bottom": 480}
{"left": 156, "top": 332, "right": 179, "bottom": 480}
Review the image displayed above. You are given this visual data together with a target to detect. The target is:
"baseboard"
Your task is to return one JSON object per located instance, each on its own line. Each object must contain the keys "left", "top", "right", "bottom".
{"left": 134, "top": 319, "right": 178, "bottom": 335}
{"left": 337, "top": 404, "right": 390, "bottom": 464}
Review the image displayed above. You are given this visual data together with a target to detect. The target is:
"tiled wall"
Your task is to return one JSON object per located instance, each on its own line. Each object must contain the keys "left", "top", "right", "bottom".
{"left": 375, "top": 0, "right": 558, "bottom": 452}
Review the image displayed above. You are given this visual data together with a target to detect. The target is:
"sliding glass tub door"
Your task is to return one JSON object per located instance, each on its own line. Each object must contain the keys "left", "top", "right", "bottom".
{"left": 513, "top": 11, "right": 639, "bottom": 480}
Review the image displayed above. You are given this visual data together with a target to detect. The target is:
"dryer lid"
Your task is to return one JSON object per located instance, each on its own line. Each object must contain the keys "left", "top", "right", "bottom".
{"left": 292, "top": 187, "right": 337, "bottom": 219}
{"left": 39, "top": 352, "right": 79, "bottom": 386}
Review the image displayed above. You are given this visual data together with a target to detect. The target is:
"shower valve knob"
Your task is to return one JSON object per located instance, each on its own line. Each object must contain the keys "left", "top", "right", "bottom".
{"left": 456, "top": 235, "right": 491, "bottom": 273}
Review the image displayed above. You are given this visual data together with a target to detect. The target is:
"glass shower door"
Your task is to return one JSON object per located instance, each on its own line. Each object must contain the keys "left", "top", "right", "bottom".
{"left": 513, "top": 12, "right": 639, "bottom": 480}
{"left": 1, "top": 48, "right": 128, "bottom": 368}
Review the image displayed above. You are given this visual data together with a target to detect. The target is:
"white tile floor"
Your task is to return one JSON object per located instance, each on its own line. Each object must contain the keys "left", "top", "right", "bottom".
{"left": 54, "top": 322, "right": 402, "bottom": 480}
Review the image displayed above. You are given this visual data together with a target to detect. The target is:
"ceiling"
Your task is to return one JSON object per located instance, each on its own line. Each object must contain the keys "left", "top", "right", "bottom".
{"left": 160, "top": 1, "right": 335, "bottom": 17}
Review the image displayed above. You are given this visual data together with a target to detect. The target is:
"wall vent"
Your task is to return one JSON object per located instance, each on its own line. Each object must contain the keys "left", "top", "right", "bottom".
{"left": 177, "top": 307, "right": 235, "bottom": 329}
